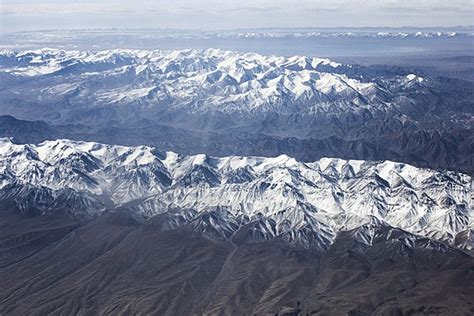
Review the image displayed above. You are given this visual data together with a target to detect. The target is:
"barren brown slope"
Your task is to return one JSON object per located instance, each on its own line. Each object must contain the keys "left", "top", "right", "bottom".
{"left": 0, "top": 210, "right": 473, "bottom": 315}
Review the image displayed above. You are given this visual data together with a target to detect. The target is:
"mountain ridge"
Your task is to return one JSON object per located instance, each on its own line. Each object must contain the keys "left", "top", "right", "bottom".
{"left": 1, "top": 137, "right": 471, "bottom": 251}
{"left": 1, "top": 49, "right": 472, "bottom": 175}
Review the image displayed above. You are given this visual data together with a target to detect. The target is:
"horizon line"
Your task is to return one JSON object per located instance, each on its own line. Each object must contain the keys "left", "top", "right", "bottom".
{"left": 3, "top": 25, "right": 474, "bottom": 34}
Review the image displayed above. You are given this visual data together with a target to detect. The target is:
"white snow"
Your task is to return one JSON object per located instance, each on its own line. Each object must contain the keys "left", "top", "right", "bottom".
{"left": 0, "top": 48, "right": 391, "bottom": 114}
{"left": 0, "top": 138, "right": 471, "bottom": 249}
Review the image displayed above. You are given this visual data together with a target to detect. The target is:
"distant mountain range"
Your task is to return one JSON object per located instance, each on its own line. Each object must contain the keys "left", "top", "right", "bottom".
{"left": 0, "top": 49, "right": 472, "bottom": 175}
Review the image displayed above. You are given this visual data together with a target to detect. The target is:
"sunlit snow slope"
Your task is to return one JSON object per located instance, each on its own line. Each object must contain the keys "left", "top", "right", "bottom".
{"left": 0, "top": 138, "right": 471, "bottom": 250}
{"left": 0, "top": 49, "right": 472, "bottom": 175}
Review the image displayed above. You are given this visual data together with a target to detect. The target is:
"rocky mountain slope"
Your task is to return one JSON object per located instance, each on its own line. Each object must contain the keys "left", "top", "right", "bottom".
{"left": 0, "top": 49, "right": 472, "bottom": 174}
{"left": 0, "top": 210, "right": 472, "bottom": 315}
{"left": 1, "top": 43, "right": 473, "bottom": 316}
{"left": 1, "top": 138, "right": 471, "bottom": 251}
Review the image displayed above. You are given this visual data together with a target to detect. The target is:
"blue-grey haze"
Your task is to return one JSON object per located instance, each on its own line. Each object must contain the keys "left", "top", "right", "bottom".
{"left": 1, "top": 0, "right": 473, "bottom": 32}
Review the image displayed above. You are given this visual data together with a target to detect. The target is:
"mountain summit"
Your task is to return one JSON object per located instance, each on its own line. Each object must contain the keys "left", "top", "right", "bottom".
{"left": 1, "top": 137, "right": 471, "bottom": 250}
{"left": 1, "top": 49, "right": 472, "bottom": 175}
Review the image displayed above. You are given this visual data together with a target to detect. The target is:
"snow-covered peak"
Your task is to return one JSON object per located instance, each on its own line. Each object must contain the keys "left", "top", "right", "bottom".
{"left": 0, "top": 138, "right": 471, "bottom": 250}
{"left": 0, "top": 48, "right": 405, "bottom": 114}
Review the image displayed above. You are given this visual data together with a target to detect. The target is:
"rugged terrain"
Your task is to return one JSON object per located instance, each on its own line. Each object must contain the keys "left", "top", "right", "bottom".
{"left": 1, "top": 138, "right": 472, "bottom": 251}
{"left": 1, "top": 47, "right": 473, "bottom": 315}
{"left": 0, "top": 49, "right": 473, "bottom": 174}
{"left": 0, "top": 210, "right": 473, "bottom": 315}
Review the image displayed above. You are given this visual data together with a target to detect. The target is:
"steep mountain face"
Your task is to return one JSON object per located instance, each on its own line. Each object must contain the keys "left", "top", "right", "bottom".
{"left": 1, "top": 138, "right": 471, "bottom": 251}
{"left": 0, "top": 211, "right": 473, "bottom": 315}
{"left": 0, "top": 49, "right": 472, "bottom": 174}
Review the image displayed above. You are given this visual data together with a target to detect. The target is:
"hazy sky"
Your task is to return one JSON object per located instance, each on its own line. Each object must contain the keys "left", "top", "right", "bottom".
{"left": 1, "top": 0, "right": 473, "bottom": 32}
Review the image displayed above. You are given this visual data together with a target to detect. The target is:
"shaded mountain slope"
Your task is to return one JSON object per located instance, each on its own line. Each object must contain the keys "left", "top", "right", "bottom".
{"left": 0, "top": 211, "right": 472, "bottom": 315}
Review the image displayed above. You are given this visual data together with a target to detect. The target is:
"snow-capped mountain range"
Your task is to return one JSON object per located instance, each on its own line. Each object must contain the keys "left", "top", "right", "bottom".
{"left": 0, "top": 48, "right": 472, "bottom": 175}
{"left": 1, "top": 138, "right": 471, "bottom": 250}
{"left": 210, "top": 31, "right": 469, "bottom": 39}
{"left": 0, "top": 48, "right": 420, "bottom": 114}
